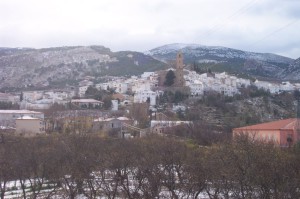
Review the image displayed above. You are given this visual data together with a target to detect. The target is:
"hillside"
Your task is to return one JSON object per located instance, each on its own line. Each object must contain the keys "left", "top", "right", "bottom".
{"left": 0, "top": 46, "right": 167, "bottom": 89}
{"left": 146, "top": 43, "right": 294, "bottom": 80}
{"left": 279, "top": 57, "right": 300, "bottom": 80}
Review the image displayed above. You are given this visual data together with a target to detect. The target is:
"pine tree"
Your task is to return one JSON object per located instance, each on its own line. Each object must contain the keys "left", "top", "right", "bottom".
{"left": 164, "top": 70, "right": 176, "bottom": 86}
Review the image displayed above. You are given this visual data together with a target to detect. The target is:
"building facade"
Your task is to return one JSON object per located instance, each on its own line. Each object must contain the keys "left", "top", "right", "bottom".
{"left": 133, "top": 90, "right": 157, "bottom": 106}
{"left": 233, "top": 118, "right": 300, "bottom": 147}
{"left": 16, "top": 116, "right": 45, "bottom": 136}
{"left": 0, "top": 110, "right": 44, "bottom": 122}
{"left": 71, "top": 99, "right": 103, "bottom": 108}
{"left": 175, "top": 51, "right": 185, "bottom": 87}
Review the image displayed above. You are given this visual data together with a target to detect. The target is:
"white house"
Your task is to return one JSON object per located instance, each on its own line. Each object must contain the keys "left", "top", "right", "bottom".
{"left": 141, "top": 72, "right": 155, "bottom": 79}
{"left": 254, "top": 80, "right": 288, "bottom": 94}
{"left": 22, "top": 99, "right": 53, "bottom": 110}
{"left": 79, "top": 80, "right": 94, "bottom": 87}
{"left": 185, "top": 70, "right": 245, "bottom": 97}
{"left": 111, "top": 100, "right": 119, "bottom": 111}
{"left": 115, "top": 82, "right": 129, "bottom": 94}
{"left": 190, "top": 81, "right": 205, "bottom": 96}
{"left": 236, "top": 78, "right": 251, "bottom": 88}
{"left": 280, "top": 82, "right": 294, "bottom": 92}
{"left": 131, "top": 80, "right": 152, "bottom": 93}
{"left": 78, "top": 86, "right": 90, "bottom": 97}
{"left": 0, "top": 110, "right": 44, "bottom": 128}
{"left": 134, "top": 90, "right": 157, "bottom": 106}
{"left": 23, "top": 91, "right": 44, "bottom": 102}
{"left": 96, "top": 83, "right": 111, "bottom": 91}
{"left": 71, "top": 99, "right": 103, "bottom": 108}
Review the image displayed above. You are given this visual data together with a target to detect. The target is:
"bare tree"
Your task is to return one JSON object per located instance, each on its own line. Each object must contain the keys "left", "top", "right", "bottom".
{"left": 130, "top": 103, "right": 149, "bottom": 128}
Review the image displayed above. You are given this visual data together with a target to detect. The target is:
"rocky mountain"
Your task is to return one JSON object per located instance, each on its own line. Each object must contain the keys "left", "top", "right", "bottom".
{"left": 279, "top": 57, "right": 300, "bottom": 80}
{"left": 0, "top": 46, "right": 167, "bottom": 90}
{"left": 146, "top": 43, "right": 294, "bottom": 80}
{"left": 1, "top": 43, "right": 297, "bottom": 91}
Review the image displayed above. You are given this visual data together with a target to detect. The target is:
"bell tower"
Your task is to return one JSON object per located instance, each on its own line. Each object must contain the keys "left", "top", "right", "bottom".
{"left": 175, "top": 51, "right": 185, "bottom": 87}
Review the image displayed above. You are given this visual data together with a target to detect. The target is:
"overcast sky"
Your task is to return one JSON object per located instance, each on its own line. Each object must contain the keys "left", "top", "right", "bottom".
{"left": 0, "top": 0, "right": 299, "bottom": 58}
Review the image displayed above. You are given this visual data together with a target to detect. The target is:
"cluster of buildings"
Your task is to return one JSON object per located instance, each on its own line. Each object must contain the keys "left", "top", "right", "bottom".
{"left": 2, "top": 51, "right": 299, "bottom": 112}
{"left": 20, "top": 90, "right": 76, "bottom": 109}
{"left": 185, "top": 71, "right": 300, "bottom": 97}
{"left": 11, "top": 71, "right": 300, "bottom": 112}
{"left": 2, "top": 51, "right": 300, "bottom": 144}
{"left": 253, "top": 80, "right": 300, "bottom": 94}
{"left": 95, "top": 72, "right": 161, "bottom": 107}
{"left": 0, "top": 110, "right": 45, "bottom": 136}
{"left": 185, "top": 71, "right": 250, "bottom": 96}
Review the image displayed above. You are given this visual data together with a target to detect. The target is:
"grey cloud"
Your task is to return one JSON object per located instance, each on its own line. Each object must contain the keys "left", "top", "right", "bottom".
{"left": 249, "top": 0, "right": 300, "bottom": 19}
{"left": 0, "top": 0, "right": 299, "bottom": 59}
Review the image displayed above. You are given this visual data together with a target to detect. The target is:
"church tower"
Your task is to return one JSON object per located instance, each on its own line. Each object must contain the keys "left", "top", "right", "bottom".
{"left": 175, "top": 51, "right": 185, "bottom": 87}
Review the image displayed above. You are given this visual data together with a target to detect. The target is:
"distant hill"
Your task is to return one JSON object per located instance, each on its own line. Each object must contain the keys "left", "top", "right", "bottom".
{"left": 1, "top": 43, "right": 297, "bottom": 91}
{"left": 146, "top": 43, "right": 295, "bottom": 80}
{"left": 278, "top": 57, "right": 300, "bottom": 80}
{"left": 0, "top": 46, "right": 167, "bottom": 89}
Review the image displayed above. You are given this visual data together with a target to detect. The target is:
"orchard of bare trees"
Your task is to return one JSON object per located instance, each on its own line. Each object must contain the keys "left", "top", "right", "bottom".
{"left": 1, "top": 134, "right": 300, "bottom": 199}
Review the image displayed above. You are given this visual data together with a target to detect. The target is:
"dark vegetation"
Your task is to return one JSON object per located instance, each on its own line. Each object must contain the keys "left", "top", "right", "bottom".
{"left": 101, "top": 52, "right": 167, "bottom": 76}
{"left": 164, "top": 70, "right": 176, "bottom": 86}
{"left": 84, "top": 86, "right": 113, "bottom": 109}
{"left": 0, "top": 102, "right": 19, "bottom": 110}
{"left": 158, "top": 90, "right": 188, "bottom": 104}
{"left": 1, "top": 134, "right": 300, "bottom": 199}
{"left": 187, "top": 87, "right": 299, "bottom": 129}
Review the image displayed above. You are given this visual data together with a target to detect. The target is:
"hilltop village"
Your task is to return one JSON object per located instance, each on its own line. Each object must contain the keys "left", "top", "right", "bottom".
{"left": 0, "top": 52, "right": 299, "bottom": 142}
{"left": 1, "top": 52, "right": 300, "bottom": 199}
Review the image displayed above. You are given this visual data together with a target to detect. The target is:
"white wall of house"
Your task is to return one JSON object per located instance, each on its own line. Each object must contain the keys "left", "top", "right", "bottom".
{"left": 115, "top": 83, "right": 128, "bottom": 94}
{"left": 111, "top": 100, "right": 118, "bottom": 111}
{"left": 134, "top": 90, "right": 157, "bottom": 106}
{"left": 131, "top": 81, "right": 152, "bottom": 93}
{"left": 79, "top": 86, "right": 89, "bottom": 97}
{"left": 190, "top": 82, "right": 204, "bottom": 96}
{"left": 141, "top": 72, "right": 155, "bottom": 79}
{"left": 23, "top": 91, "right": 44, "bottom": 102}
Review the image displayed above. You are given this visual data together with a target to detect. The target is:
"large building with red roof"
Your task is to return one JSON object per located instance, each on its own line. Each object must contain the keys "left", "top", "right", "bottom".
{"left": 233, "top": 118, "right": 300, "bottom": 147}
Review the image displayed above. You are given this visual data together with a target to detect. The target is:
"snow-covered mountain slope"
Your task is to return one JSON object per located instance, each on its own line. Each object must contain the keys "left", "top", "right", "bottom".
{"left": 279, "top": 58, "right": 300, "bottom": 80}
{"left": 146, "top": 43, "right": 294, "bottom": 80}
{"left": 146, "top": 43, "right": 293, "bottom": 64}
{"left": 0, "top": 46, "right": 167, "bottom": 89}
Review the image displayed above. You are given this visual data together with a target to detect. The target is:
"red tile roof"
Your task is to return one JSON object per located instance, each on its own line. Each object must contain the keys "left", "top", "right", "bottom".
{"left": 233, "top": 118, "right": 300, "bottom": 131}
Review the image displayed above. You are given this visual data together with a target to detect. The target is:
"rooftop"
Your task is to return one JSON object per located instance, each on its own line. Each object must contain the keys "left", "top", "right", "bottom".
{"left": 233, "top": 118, "right": 300, "bottom": 131}
{"left": 16, "top": 116, "right": 40, "bottom": 120}
{"left": 0, "top": 110, "right": 43, "bottom": 114}
{"left": 94, "top": 117, "right": 131, "bottom": 122}
{"left": 117, "top": 117, "right": 131, "bottom": 121}
{"left": 71, "top": 99, "right": 103, "bottom": 103}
